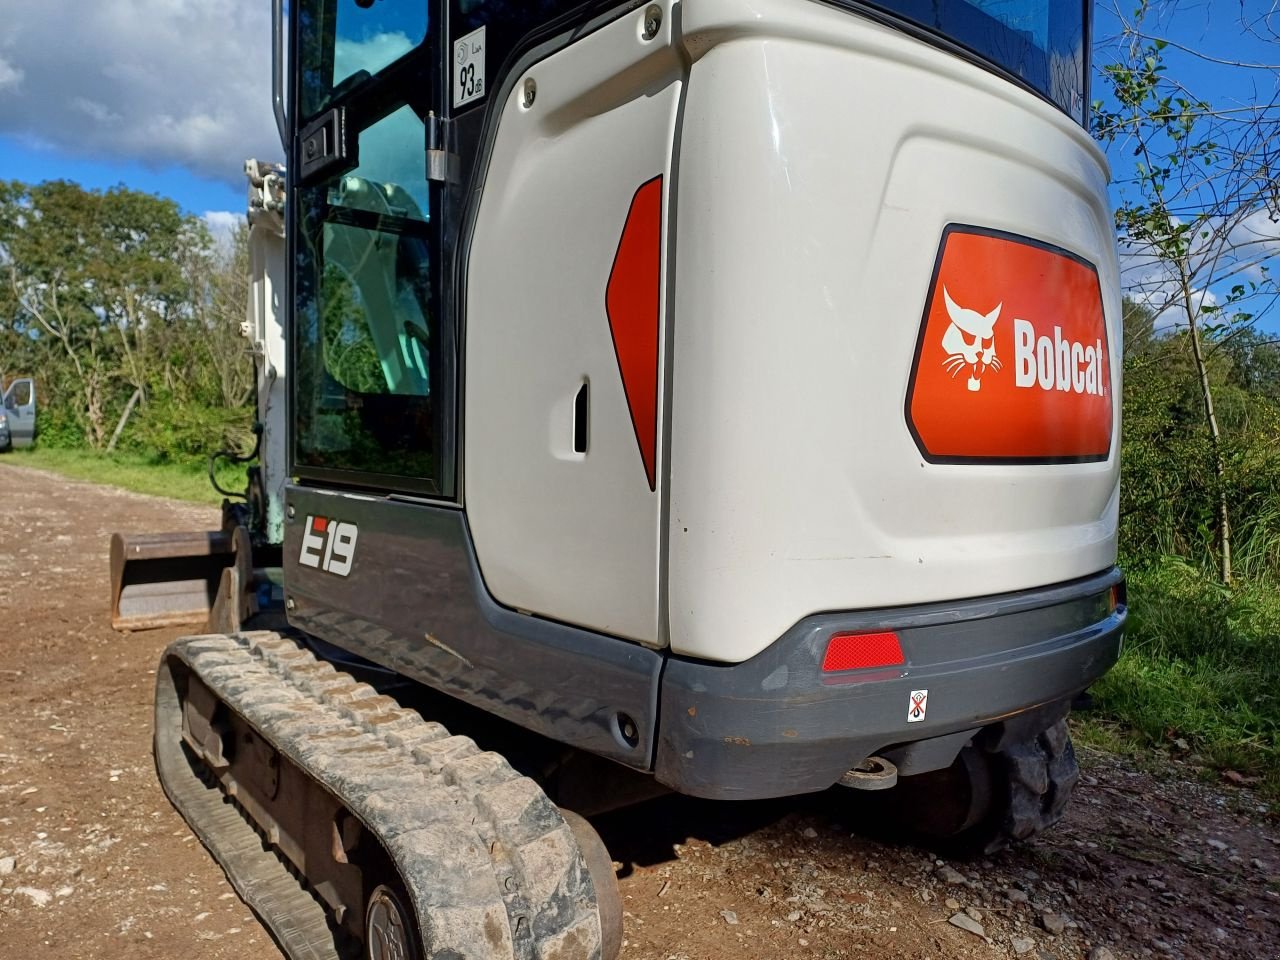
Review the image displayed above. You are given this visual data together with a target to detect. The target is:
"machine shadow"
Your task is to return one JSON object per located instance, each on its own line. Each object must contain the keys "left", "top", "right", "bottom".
{"left": 590, "top": 787, "right": 920, "bottom": 876}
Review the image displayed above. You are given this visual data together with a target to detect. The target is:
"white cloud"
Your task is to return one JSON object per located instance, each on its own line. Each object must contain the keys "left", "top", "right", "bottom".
{"left": 0, "top": 56, "right": 23, "bottom": 92}
{"left": 0, "top": 1, "right": 279, "bottom": 185}
{"left": 203, "top": 209, "right": 244, "bottom": 251}
{"left": 333, "top": 32, "right": 414, "bottom": 90}
{"left": 72, "top": 98, "right": 122, "bottom": 124}
{"left": 1225, "top": 208, "right": 1280, "bottom": 279}
{"left": 1116, "top": 201, "right": 1280, "bottom": 331}
{"left": 1118, "top": 240, "right": 1219, "bottom": 331}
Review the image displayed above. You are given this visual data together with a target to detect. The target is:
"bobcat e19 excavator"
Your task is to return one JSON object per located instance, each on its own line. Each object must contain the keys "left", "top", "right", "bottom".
{"left": 109, "top": 0, "right": 1127, "bottom": 957}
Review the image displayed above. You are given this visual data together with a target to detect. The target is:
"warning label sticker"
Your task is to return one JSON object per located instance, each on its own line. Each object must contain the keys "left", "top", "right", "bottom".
{"left": 907, "top": 689, "right": 928, "bottom": 723}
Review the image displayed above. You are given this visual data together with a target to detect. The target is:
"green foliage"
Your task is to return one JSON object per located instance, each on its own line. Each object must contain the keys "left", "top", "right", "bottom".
{"left": 125, "top": 395, "right": 255, "bottom": 462}
{"left": 30, "top": 395, "right": 91, "bottom": 450}
{"left": 1086, "top": 562, "right": 1280, "bottom": 795}
{"left": 1110, "top": 296, "right": 1280, "bottom": 793}
{"left": 1120, "top": 301, "right": 1280, "bottom": 578}
{"left": 321, "top": 265, "right": 387, "bottom": 395}
{"left": 0, "top": 178, "right": 253, "bottom": 463}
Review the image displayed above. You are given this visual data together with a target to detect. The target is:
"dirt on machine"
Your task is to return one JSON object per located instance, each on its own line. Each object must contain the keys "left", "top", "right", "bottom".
{"left": 109, "top": 2, "right": 1128, "bottom": 959}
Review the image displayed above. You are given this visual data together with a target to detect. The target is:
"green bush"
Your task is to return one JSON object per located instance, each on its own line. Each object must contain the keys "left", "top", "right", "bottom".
{"left": 31, "top": 401, "right": 88, "bottom": 450}
{"left": 125, "top": 397, "right": 254, "bottom": 464}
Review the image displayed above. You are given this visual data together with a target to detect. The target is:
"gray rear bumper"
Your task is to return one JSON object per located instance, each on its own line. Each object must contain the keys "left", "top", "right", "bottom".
{"left": 655, "top": 567, "right": 1125, "bottom": 800}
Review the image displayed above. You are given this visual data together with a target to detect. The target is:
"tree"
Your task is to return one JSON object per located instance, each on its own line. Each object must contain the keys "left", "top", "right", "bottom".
{"left": 1093, "top": 1, "right": 1280, "bottom": 583}
{"left": 0, "top": 180, "right": 119, "bottom": 446}
{"left": 176, "top": 220, "right": 255, "bottom": 411}
{"left": 0, "top": 180, "right": 254, "bottom": 454}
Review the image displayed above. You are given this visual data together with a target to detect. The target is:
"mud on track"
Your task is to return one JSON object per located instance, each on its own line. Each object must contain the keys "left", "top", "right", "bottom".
{"left": 0, "top": 462, "right": 1276, "bottom": 959}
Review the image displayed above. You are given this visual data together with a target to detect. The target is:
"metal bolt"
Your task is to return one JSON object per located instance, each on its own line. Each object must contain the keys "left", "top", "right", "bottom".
{"left": 287, "top": 504, "right": 296, "bottom": 519}
{"left": 522, "top": 78, "right": 537, "bottom": 109}
{"left": 286, "top": 596, "right": 296, "bottom": 611}
{"left": 617, "top": 713, "right": 639, "bottom": 747}
{"left": 642, "top": 5, "right": 662, "bottom": 40}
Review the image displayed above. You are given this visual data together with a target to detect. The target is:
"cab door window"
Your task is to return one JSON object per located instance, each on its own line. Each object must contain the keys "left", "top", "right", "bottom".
{"left": 299, "top": 0, "right": 429, "bottom": 121}
{"left": 292, "top": 0, "right": 446, "bottom": 493}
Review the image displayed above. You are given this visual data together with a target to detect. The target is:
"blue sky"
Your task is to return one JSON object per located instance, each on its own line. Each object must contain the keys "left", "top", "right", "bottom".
{"left": 0, "top": 0, "right": 430, "bottom": 223}
{"left": 0, "top": 0, "right": 278, "bottom": 227}
{"left": 0, "top": 133, "right": 244, "bottom": 216}
{"left": 1093, "top": 1, "right": 1280, "bottom": 328}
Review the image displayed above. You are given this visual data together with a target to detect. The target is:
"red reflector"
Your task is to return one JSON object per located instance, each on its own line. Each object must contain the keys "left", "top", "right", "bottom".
{"left": 822, "top": 632, "right": 905, "bottom": 672}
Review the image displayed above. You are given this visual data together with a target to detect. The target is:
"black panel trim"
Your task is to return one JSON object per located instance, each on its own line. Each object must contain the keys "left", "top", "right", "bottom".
{"left": 283, "top": 486, "right": 663, "bottom": 770}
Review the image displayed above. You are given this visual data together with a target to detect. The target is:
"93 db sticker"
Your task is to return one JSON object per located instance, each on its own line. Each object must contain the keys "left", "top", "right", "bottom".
{"left": 298, "top": 515, "right": 358, "bottom": 577}
{"left": 907, "top": 689, "right": 928, "bottom": 723}
{"left": 453, "top": 26, "right": 485, "bottom": 108}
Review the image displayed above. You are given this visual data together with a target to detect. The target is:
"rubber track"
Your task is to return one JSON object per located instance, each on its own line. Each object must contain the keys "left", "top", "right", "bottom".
{"left": 155, "top": 631, "right": 604, "bottom": 960}
{"left": 986, "top": 717, "right": 1081, "bottom": 854}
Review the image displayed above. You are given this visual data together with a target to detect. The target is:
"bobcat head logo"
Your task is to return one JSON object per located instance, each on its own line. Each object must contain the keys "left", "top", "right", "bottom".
{"left": 941, "top": 288, "right": 1002, "bottom": 392}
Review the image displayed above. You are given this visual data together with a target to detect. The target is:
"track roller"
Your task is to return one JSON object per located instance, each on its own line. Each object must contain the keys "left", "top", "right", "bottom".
{"left": 365, "top": 883, "right": 422, "bottom": 960}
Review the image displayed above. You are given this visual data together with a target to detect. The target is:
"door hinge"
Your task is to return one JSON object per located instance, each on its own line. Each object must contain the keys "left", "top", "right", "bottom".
{"left": 426, "top": 112, "right": 460, "bottom": 184}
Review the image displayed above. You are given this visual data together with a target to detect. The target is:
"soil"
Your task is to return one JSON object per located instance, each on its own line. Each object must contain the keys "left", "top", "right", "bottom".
{"left": 0, "top": 461, "right": 1277, "bottom": 960}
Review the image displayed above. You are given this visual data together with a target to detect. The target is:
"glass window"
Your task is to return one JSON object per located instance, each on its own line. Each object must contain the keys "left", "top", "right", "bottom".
{"left": 299, "top": 0, "right": 429, "bottom": 121}
{"left": 295, "top": 106, "right": 438, "bottom": 486}
{"left": 859, "top": 0, "right": 1087, "bottom": 123}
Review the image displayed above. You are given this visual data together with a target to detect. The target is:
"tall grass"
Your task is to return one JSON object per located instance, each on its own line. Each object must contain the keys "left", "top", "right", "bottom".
{"left": 4, "top": 446, "right": 247, "bottom": 506}
{"left": 1082, "top": 559, "right": 1280, "bottom": 795}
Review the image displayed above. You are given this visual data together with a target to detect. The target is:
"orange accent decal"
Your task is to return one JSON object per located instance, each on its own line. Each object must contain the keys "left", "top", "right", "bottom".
{"left": 606, "top": 176, "right": 663, "bottom": 490}
{"left": 906, "top": 226, "right": 1113, "bottom": 463}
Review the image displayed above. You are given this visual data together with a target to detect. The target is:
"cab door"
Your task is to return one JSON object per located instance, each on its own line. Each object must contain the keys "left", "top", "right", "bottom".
{"left": 3, "top": 379, "right": 36, "bottom": 447}
{"left": 287, "top": 0, "right": 452, "bottom": 497}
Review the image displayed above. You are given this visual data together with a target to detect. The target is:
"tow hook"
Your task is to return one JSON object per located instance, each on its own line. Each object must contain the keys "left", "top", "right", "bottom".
{"left": 838, "top": 755, "right": 899, "bottom": 790}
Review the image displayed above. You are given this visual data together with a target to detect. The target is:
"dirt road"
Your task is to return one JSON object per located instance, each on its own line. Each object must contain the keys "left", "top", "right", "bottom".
{"left": 0, "top": 463, "right": 1277, "bottom": 959}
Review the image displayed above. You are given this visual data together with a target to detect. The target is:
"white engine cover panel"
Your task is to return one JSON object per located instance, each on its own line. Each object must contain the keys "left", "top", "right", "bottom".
{"left": 464, "top": 6, "right": 683, "bottom": 646}
{"left": 667, "top": 0, "right": 1122, "bottom": 661}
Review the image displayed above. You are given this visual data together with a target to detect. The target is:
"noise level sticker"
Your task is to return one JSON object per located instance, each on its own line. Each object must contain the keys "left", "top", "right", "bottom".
{"left": 453, "top": 26, "right": 486, "bottom": 108}
{"left": 907, "top": 689, "right": 928, "bottom": 723}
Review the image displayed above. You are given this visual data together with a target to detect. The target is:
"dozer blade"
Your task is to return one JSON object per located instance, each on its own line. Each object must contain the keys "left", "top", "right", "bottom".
{"left": 109, "top": 530, "right": 234, "bottom": 631}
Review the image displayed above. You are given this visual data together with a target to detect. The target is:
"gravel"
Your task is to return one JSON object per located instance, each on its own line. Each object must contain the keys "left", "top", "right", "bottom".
{"left": 1041, "top": 912, "right": 1067, "bottom": 935}
{"left": 15, "top": 886, "right": 51, "bottom": 907}
{"left": 948, "top": 912, "right": 986, "bottom": 938}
